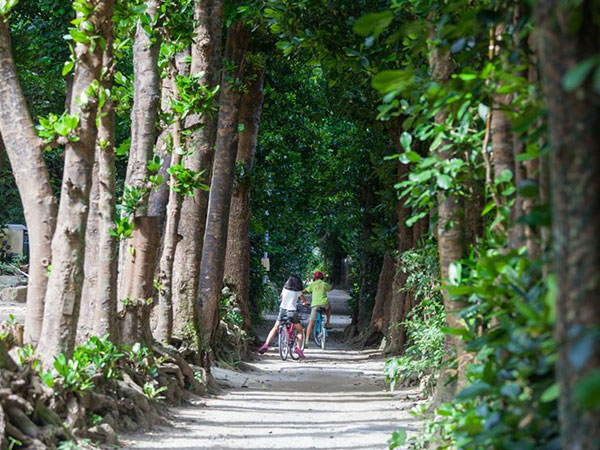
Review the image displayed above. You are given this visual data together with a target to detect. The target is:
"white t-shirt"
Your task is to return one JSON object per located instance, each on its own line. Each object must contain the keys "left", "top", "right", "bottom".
{"left": 280, "top": 288, "right": 301, "bottom": 311}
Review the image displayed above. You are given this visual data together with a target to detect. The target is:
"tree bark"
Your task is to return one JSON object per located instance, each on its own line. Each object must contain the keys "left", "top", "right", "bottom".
{"left": 386, "top": 161, "right": 416, "bottom": 354}
{"left": 428, "top": 40, "right": 464, "bottom": 406}
{"left": 171, "top": 0, "right": 224, "bottom": 339}
{"left": 117, "top": 0, "right": 162, "bottom": 298}
{"left": 362, "top": 252, "right": 395, "bottom": 347}
{"left": 148, "top": 50, "right": 190, "bottom": 233}
{"left": 118, "top": 216, "right": 160, "bottom": 345}
{"left": 0, "top": 19, "right": 57, "bottom": 345}
{"left": 77, "top": 158, "right": 100, "bottom": 342}
{"left": 37, "top": 0, "right": 115, "bottom": 366}
{"left": 196, "top": 21, "right": 250, "bottom": 354}
{"left": 93, "top": 33, "right": 118, "bottom": 340}
{"left": 223, "top": 63, "right": 265, "bottom": 333}
{"left": 155, "top": 72, "right": 185, "bottom": 344}
{"left": 536, "top": 2, "right": 600, "bottom": 447}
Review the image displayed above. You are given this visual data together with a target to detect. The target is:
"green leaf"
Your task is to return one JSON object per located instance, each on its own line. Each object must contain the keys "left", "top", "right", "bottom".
{"left": 436, "top": 174, "right": 452, "bottom": 190}
{"left": 387, "top": 429, "right": 407, "bottom": 449}
{"left": 562, "top": 56, "right": 600, "bottom": 91}
{"left": 448, "top": 261, "right": 462, "bottom": 285}
{"left": 372, "top": 70, "right": 414, "bottom": 94}
{"left": 541, "top": 383, "right": 559, "bottom": 403}
{"left": 408, "top": 169, "right": 433, "bottom": 183}
{"left": 481, "top": 201, "right": 496, "bottom": 216}
{"left": 400, "top": 131, "right": 412, "bottom": 151}
{"left": 574, "top": 369, "right": 600, "bottom": 410}
{"left": 456, "top": 382, "right": 492, "bottom": 400}
{"left": 353, "top": 10, "right": 393, "bottom": 37}
{"left": 62, "top": 60, "right": 75, "bottom": 77}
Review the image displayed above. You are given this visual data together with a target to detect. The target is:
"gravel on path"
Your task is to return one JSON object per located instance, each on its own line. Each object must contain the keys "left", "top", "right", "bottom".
{"left": 122, "top": 289, "right": 422, "bottom": 450}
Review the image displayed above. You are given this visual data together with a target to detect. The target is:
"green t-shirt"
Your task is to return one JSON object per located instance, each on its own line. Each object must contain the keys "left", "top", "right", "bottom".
{"left": 306, "top": 280, "right": 332, "bottom": 307}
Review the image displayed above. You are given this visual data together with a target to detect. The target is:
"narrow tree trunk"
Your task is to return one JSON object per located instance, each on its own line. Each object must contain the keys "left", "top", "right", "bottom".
{"left": 119, "top": 217, "right": 160, "bottom": 345}
{"left": 171, "top": 0, "right": 224, "bottom": 339}
{"left": 148, "top": 50, "right": 190, "bottom": 233}
{"left": 0, "top": 20, "right": 57, "bottom": 345}
{"left": 93, "top": 32, "right": 118, "bottom": 340}
{"left": 38, "top": 1, "right": 115, "bottom": 366}
{"left": 117, "top": 0, "right": 162, "bottom": 298}
{"left": 536, "top": 2, "right": 600, "bottom": 447}
{"left": 428, "top": 41, "right": 465, "bottom": 406}
{"left": 155, "top": 75, "right": 185, "bottom": 343}
{"left": 223, "top": 63, "right": 265, "bottom": 333}
{"left": 356, "top": 184, "right": 376, "bottom": 331}
{"left": 196, "top": 22, "right": 250, "bottom": 355}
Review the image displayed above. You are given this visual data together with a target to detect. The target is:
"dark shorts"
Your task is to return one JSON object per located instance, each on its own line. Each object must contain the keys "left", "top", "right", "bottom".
{"left": 278, "top": 308, "right": 300, "bottom": 324}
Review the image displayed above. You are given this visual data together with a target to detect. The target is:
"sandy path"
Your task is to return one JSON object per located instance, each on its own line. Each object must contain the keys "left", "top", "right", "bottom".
{"left": 122, "top": 290, "right": 421, "bottom": 450}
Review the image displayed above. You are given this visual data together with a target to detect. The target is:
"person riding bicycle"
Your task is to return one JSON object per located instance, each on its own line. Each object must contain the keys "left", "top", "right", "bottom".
{"left": 258, "top": 275, "right": 307, "bottom": 358}
{"left": 304, "top": 271, "right": 332, "bottom": 347}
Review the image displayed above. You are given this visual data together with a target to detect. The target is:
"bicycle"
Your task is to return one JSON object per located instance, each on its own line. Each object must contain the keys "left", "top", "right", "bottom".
{"left": 312, "top": 306, "right": 327, "bottom": 350}
{"left": 278, "top": 315, "right": 303, "bottom": 361}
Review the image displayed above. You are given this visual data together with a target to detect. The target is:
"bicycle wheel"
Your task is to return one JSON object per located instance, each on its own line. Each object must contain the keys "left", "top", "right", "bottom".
{"left": 320, "top": 320, "right": 327, "bottom": 350}
{"left": 278, "top": 325, "right": 289, "bottom": 361}
{"left": 290, "top": 328, "right": 301, "bottom": 360}
{"left": 313, "top": 313, "right": 322, "bottom": 347}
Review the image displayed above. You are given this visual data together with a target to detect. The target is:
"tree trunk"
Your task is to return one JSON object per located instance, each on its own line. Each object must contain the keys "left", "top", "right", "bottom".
{"left": 148, "top": 49, "right": 190, "bottom": 233}
{"left": 196, "top": 21, "right": 250, "bottom": 354}
{"left": 93, "top": 33, "right": 118, "bottom": 340}
{"left": 536, "top": 2, "right": 600, "bottom": 447}
{"left": 223, "top": 62, "right": 265, "bottom": 333}
{"left": 171, "top": 0, "right": 224, "bottom": 339}
{"left": 428, "top": 40, "right": 465, "bottom": 406}
{"left": 118, "top": 216, "right": 160, "bottom": 345}
{"left": 0, "top": 20, "right": 57, "bottom": 345}
{"left": 356, "top": 184, "right": 377, "bottom": 331}
{"left": 117, "top": 0, "right": 162, "bottom": 298}
{"left": 155, "top": 74, "right": 185, "bottom": 344}
{"left": 362, "top": 252, "right": 395, "bottom": 347}
{"left": 386, "top": 161, "right": 417, "bottom": 354}
{"left": 37, "top": 1, "right": 114, "bottom": 366}
{"left": 77, "top": 159, "right": 100, "bottom": 342}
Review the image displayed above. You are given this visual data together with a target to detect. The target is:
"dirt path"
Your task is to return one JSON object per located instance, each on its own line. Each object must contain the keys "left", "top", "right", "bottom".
{"left": 123, "top": 290, "right": 422, "bottom": 449}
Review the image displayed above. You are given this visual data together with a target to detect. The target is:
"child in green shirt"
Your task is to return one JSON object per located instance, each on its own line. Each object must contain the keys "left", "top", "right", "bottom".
{"left": 304, "top": 271, "right": 332, "bottom": 345}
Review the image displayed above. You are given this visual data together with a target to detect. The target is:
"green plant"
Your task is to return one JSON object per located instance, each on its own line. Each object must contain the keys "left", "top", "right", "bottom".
{"left": 142, "top": 382, "right": 167, "bottom": 402}
{"left": 406, "top": 251, "right": 558, "bottom": 449}
{"left": 385, "top": 243, "right": 445, "bottom": 390}
{"left": 124, "top": 342, "right": 164, "bottom": 378}
{"left": 7, "top": 437, "right": 22, "bottom": 450}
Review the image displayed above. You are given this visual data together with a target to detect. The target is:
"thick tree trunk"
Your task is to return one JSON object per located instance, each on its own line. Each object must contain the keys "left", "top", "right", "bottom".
{"left": 536, "top": 2, "right": 600, "bottom": 447}
{"left": 93, "top": 37, "right": 118, "bottom": 340}
{"left": 223, "top": 63, "right": 265, "bottom": 333}
{"left": 387, "top": 162, "right": 416, "bottom": 354}
{"left": 361, "top": 252, "right": 395, "bottom": 347}
{"left": 118, "top": 216, "right": 160, "bottom": 345}
{"left": 77, "top": 159, "right": 100, "bottom": 341}
{"left": 117, "top": 0, "right": 162, "bottom": 297}
{"left": 171, "top": 0, "right": 224, "bottom": 338}
{"left": 428, "top": 41, "right": 465, "bottom": 406}
{"left": 38, "top": 1, "right": 114, "bottom": 366}
{"left": 0, "top": 20, "right": 57, "bottom": 345}
{"left": 155, "top": 73, "right": 185, "bottom": 344}
{"left": 196, "top": 22, "right": 250, "bottom": 353}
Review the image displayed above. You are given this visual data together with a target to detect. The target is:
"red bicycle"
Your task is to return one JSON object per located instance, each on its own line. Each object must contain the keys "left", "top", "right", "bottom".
{"left": 278, "top": 315, "right": 303, "bottom": 361}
